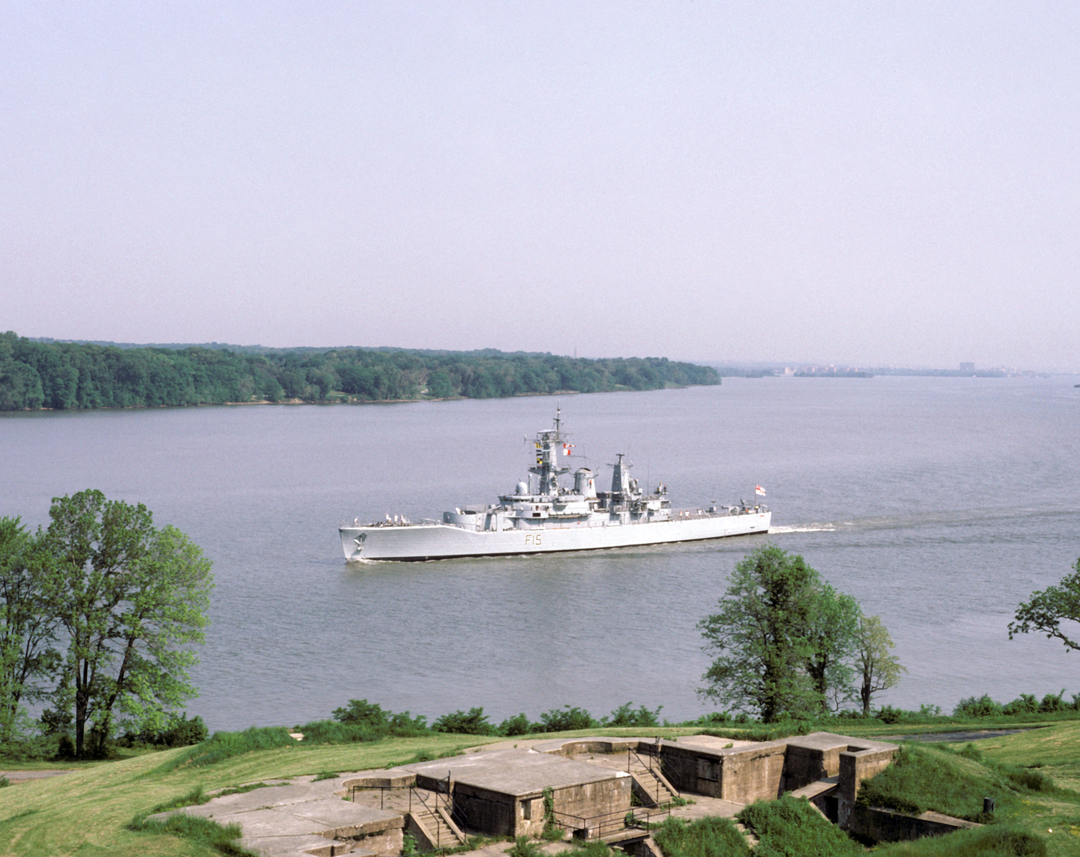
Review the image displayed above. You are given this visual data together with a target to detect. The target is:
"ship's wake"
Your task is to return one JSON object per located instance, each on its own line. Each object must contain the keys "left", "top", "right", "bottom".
{"left": 770, "top": 524, "right": 838, "bottom": 534}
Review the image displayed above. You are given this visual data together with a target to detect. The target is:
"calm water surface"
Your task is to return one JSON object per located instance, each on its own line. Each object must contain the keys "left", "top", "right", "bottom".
{"left": 2, "top": 377, "right": 1078, "bottom": 730}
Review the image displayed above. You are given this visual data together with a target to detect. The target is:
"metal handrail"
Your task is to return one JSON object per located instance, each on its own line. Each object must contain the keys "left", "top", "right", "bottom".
{"left": 409, "top": 785, "right": 449, "bottom": 848}
{"left": 628, "top": 743, "right": 681, "bottom": 802}
{"left": 349, "top": 784, "right": 393, "bottom": 809}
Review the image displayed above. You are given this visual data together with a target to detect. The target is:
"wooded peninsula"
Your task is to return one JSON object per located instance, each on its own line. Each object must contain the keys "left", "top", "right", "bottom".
{"left": 0, "top": 332, "right": 718, "bottom": 411}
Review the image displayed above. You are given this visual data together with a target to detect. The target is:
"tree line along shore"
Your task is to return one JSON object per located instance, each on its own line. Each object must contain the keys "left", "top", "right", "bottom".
{"left": 0, "top": 332, "right": 719, "bottom": 411}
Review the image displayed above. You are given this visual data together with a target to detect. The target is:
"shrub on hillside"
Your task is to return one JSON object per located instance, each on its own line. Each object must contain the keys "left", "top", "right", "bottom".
{"left": 328, "top": 700, "right": 429, "bottom": 737}
{"left": 121, "top": 714, "right": 208, "bottom": 748}
{"left": 1039, "top": 691, "right": 1067, "bottom": 713}
{"left": 499, "top": 713, "right": 533, "bottom": 736}
{"left": 876, "top": 705, "right": 904, "bottom": 724}
{"left": 433, "top": 707, "right": 497, "bottom": 735}
{"left": 332, "top": 699, "right": 391, "bottom": 729}
{"left": 954, "top": 695, "right": 1004, "bottom": 718}
{"left": 1003, "top": 694, "right": 1039, "bottom": 716}
{"left": 605, "top": 703, "right": 662, "bottom": 728}
{"left": 538, "top": 706, "right": 596, "bottom": 732}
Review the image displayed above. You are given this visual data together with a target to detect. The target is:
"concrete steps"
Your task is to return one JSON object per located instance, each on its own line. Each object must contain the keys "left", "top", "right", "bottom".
{"left": 411, "top": 804, "right": 465, "bottom": 850}
{"left": 628, "top": 757, "right": 677, "bottom": 808}
{"left": 349, "top": 786, "right": 465, "bottom": 851}
{"left": 734, "top": 822, "right": 759, "bottom": 848}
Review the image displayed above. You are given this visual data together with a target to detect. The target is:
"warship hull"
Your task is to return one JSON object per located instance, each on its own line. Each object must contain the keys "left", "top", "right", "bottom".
{"left": 340, "top": 509, "right": 770, "bottom": 561}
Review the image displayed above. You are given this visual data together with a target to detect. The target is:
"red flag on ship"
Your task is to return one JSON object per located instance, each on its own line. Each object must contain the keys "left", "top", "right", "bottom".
{"left": 755, "top": 485, "right": 766, "bottom": 496}
{"left": 563, "top": 443, "right": 574, "bottom": 456}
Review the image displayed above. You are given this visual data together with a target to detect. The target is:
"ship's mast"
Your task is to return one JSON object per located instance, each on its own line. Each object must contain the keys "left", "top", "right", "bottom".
{"left": 529, "top": 407, "right": 571, "bottom": 496}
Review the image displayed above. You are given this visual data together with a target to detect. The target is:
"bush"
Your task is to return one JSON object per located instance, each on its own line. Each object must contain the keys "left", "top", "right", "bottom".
{"left": 954, "top": 695, "right": 1004, "bottom": 718}
{"left": 0, "top": 734, "right": 61, "bottom": 763}
{"left": 55, "top": 735, "right": 76, "bottom": 760}
{"left": 325, "top": 700, "right": 429, "bottom": 738}
{"left": 164, "top": 714, "right": 209, "bottom": 746}
{"left": 1003, "top": 694, "right": 1039, "bottom": 716}
{"left": 433, "top": 707, "right": 496, "bottom": 735}
{"left": 1039, "top": 691, "right": 1067, "bottom": 713}
{"left": 388, "top": 711, "right": 430, "bottom": 735}
{"left": 121, "top": 714, "right": 209, "bottom": 748}
{"left": 331, "top": 699, "right": 391, "bottom": 729}
{"left": 499, "top": 713, "right": 533, "bottom": 736}
{"left": 606, "top": 702, "right": 662, "bottom": 728}
{"left": 537, "top": 706, "right": 596, "bottom": 732}
{"left": 877, "top": 705, "right": 904, "bottom": 724}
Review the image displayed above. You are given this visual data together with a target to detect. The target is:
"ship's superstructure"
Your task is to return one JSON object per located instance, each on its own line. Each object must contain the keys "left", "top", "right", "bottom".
{"left": 339, "top": 410, "right": 769, "bottom": 561}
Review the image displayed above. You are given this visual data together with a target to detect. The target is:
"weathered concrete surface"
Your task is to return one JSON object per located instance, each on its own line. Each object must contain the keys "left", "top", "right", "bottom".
{"left": 156, "top": 776, "right": 404, "bottom": 857}
{"left": 400, "top": 748, "right": 623, "bottom": 795}
{"left": 661, "top": 736, "right": 788, "bottom": 802}
{"left": 399, "top": 749, "right": 630, "bottom": 838}
{"left": 836, "top": 738, "right": 900, "bottom": 829}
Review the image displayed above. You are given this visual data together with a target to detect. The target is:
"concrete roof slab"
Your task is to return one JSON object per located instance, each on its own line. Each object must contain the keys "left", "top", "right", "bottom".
{"left": 786, "top": 732, "right": 899, "bottom": 753}
{"left": 399, "top": 749, "right": 625, "bottom": 797}
{"left": 671, "top": 736, "right": 785, "bottom": 755}
{"left": 286, "top": 798, "right": 402, "bottom": 834}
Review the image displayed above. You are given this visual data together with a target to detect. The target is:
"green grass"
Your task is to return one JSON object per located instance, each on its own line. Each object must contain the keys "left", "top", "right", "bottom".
{"left": 0, "top": 733, "right": 499, "bottom": 857}
{"left": 858, "top": 726, "right": 1080, "bottom": 857}
{"left": 857, "top": 745, "right": 1024, "bottom": 820}
{"left": 652, "top": 816, "right": 751, "bottom": 857}
{"left": 128, "top": 813, "right": 258, "bottom": 857}
{"left": 874, "top": 826, "right": 1048, "bottom": 856}
{"left": 738, "top": 794, "right": 862, "bottom": 856}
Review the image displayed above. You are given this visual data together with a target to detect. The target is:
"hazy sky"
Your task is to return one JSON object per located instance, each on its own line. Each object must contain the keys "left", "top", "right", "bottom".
{"left": 3, "top": 2, "right": 1078, "bottom": 370}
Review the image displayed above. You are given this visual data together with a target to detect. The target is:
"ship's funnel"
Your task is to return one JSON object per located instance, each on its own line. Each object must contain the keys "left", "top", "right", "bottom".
{"left": 574, "top": 468, "right": 596, "bottom": 498}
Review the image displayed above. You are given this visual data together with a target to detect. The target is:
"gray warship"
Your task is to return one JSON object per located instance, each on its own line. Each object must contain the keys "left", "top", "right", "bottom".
{"left": 339, "top": 409, "right": 770, "bottom": 561}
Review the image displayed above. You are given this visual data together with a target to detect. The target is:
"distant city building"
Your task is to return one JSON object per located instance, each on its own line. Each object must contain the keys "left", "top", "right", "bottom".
{"left": 960, "top": 362, "right": 975, "bottom": 373}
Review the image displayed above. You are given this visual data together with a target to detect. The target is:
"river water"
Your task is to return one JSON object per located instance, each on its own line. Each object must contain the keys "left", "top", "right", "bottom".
{"left": 2, "top": 377, "right": 1078, "bottom": 730}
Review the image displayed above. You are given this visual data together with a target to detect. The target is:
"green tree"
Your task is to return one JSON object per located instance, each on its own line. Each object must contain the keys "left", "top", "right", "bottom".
{"left": 1009, "top": 558, "right": 1080, "bottom": 652}
{"left": 854, "top": 614, "right": 905, "bottom": 715}
{"left": 698, "top": 546, "right": 864, "bottom": 721}
{"left": 41, "top": 490, "right": 213, "bottom": 758}
{"left": 0, "top": 518, "right": 60, "bottom": 742}
{"left": 805, "top": 583, "right": 861, "bottom": 712}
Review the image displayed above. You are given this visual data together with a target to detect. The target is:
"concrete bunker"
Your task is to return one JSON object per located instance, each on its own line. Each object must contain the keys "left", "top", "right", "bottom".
{"left": 155, "top": 732, "right": 905, "bottom": 856}
{"left": 658, "top": 731, "right": 899, "bottom": 826}
{"left": 399, "top": 748, "right": 633, "bottom": 839}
